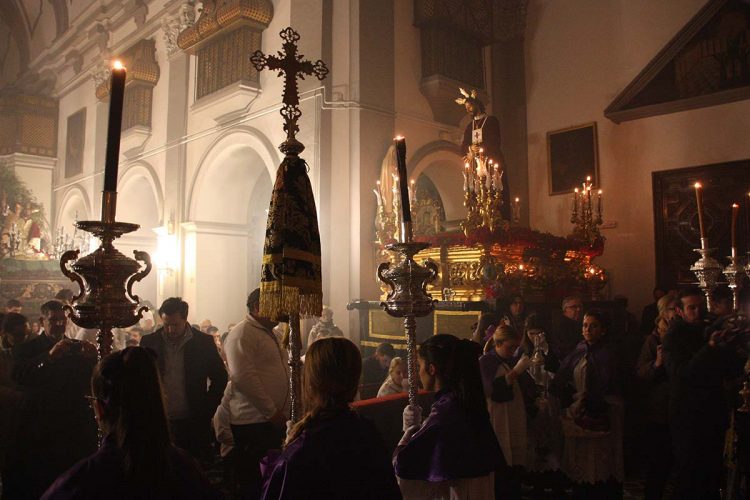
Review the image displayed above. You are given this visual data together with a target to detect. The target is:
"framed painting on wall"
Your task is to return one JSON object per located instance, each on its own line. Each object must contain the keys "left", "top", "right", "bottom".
{"left": 547, "top": 122, "right": 599, "bottom": 195}
{"left": 65, "top": 109, "right": 86, "bottom": 178}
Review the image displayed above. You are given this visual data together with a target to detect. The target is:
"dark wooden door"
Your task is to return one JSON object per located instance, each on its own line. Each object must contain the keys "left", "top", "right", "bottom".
{"left": 653, "top": 159, "right": 750, "bottom": 288}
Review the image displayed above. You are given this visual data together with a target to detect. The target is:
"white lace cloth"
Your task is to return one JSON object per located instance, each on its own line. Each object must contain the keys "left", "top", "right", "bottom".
{"left": 561, "top": 357, "right": 624, "bottom": 484}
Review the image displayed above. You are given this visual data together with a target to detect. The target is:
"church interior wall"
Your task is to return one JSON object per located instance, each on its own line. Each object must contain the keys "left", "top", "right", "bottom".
{"left": 116, "top": 170, "right": 161, "bottom": 309}
{"left": 525, "top": 0, "right": 750, "bottom": 315}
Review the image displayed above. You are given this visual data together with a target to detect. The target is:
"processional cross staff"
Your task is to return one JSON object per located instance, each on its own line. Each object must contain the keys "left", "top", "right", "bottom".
{"left": 251, "top": 27, "right": 329, "bottom": 152}
{"left": 251, "top": 27, "right": 328, "bottom": 423}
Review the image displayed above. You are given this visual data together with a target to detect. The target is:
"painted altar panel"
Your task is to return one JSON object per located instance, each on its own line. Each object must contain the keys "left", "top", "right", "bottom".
{"left": 652, "top": 159, "right": 750, "bottom": 288}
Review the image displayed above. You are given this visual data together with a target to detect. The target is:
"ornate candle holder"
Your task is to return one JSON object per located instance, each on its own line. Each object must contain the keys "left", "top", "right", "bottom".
{"left": 60, "top": 192, "right": 151, "bottom": 357}
{"left": 461, "top": 151, "right": 504, "bottom": 236}
{"left": 724, "top": 255, "right": 745, "bottom": 312}
{"left": 378, "top": 236, "right": 438, "bottom": 407}
{"left": 690, "top": 239, "right": 723, "bottom": 313}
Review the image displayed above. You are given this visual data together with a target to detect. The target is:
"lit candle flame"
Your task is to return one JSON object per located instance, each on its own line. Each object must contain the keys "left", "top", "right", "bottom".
{"left": 514, "top": 197, "right": 519, "bottom": 202}
{"left": 394, "top": 135, "right": 404, "bottom": 141}
{"left": 694, "top": 182, "right": 702, "bottom": 189}
{"left": 586, "top": 175, "right": 591, "bottom": 182}
{"left": 112, "top": 60, "right": 124, "bottom": 70}
{"left": 598, "top": 189, "right": 603, "bottom": 195}
{"left": 574, "top": 188, "right": 579, "bottom": 193}
{"left": 733, "top": 203, "right": 740, "bottom": 208}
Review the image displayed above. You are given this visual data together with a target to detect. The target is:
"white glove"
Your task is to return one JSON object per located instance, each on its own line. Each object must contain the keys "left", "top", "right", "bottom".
{"left": 398, "top": 425, "right": 420, "bottom": 447}
{"left": 285, "top": 420, "right": 293, "bottom": 441}
{"left": 403, "top": 404, "right": 423, "bottom": 431}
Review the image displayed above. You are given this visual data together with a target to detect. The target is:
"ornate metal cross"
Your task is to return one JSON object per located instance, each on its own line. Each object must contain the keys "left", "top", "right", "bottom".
{"left": 251, "top": 27, "right": 328, "bottom": 152}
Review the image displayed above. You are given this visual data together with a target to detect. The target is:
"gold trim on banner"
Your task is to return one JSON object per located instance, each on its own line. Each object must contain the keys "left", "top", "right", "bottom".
{"left": 370, "top": 333, "right": 407, "bottom": 341}
{"left": 362, "top": 340, "right": 408, "bottom": 350}
{"left": 262, "top": 248, "right": 322, "bottom": 265}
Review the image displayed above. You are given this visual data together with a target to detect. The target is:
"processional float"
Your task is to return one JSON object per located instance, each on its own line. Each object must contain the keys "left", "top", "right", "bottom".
{"left": 251, "top": 27, "right": 329, "bottom": 422}
{"left": 60, "top": 61, "right": 151, "bottom": 358}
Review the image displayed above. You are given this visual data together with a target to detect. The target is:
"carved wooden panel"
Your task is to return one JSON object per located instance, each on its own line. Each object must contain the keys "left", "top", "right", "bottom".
{"left": 195, "top": 26, "right": 261, "bottom": 100}
{"left": 414, "top": 0, "right": 493, "bottom": 89}
{"left": 653, "top": 159, "right": 750, "bottom": 288}
{"left": 607, "top": 0, "right": 750, "bottom": 123}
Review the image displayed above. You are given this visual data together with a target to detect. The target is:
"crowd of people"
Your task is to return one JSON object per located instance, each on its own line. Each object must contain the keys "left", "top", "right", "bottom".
{"left": 0, "top": 284, "right": 748, "bottom": 499}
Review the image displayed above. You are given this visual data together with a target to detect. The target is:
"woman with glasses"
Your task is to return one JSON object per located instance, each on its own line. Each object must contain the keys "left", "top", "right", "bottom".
{"left": 41, "top": 347, "right": 219, "bottom": 499}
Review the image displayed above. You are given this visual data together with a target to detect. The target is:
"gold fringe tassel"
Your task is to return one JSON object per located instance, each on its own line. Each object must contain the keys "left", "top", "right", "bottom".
{"left": 259, "top": 281, "right": 323, "bottom": 321}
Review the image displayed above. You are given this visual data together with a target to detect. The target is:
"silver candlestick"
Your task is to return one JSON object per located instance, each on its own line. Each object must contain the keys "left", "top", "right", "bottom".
{"left": 378, "top": 234, "right": 438, "bottom": 407}
{"left": 691, "top": 238, "right": 723, "bottom": 313}
{"left": 724, "top": 253, "right": 745, "bottom": 312}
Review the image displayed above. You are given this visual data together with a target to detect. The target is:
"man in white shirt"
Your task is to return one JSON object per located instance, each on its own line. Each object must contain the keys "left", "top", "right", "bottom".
{"left": 222, "top": 288, "right": 289, "bottom": 499}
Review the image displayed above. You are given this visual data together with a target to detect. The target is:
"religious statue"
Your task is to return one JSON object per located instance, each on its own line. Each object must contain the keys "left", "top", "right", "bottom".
{"left": 456, "top": 88, "right": 511, "bottom": 220}
{"left": 306, "top": 306, "right": 343, "bottom": 350}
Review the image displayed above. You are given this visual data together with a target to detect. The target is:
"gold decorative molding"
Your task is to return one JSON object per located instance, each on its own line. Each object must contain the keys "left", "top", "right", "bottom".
{"left": 95, "top": 39, "right": 160, "bottom": 100}
{"left": 177, "top": 0, "right": 273, "bottom": 54}
{"left": 95, "top": 40, "right": 160, "bottom": 131}
{"left": 0, "top": 95, "right": 58, "bottom": 157}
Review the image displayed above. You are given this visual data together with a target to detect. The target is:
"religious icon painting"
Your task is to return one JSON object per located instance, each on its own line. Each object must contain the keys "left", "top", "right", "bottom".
{"left": 65, "top": 108, "right": 86, "bottom": 178}
{"left": 546, "top": 122, "right": 599, "bottom": 195}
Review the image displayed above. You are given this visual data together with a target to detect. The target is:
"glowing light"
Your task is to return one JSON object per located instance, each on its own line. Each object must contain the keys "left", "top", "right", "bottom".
{"left": 112, "top": 60, "right": 124, "bottom": 70}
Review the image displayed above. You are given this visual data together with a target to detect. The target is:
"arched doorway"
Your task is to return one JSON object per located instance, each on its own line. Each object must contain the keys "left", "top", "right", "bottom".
{"left": 116, "top": 166, "right": 162, "bottom": 308}
{"left": 186, "top": 135, "right": 275, "bottom": 332}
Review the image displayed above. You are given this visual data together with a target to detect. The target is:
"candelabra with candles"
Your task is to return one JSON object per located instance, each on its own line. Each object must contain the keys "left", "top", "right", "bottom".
{"left": 59, "top": 61, "right": 152, "bottom": 357}
{"left": 7, "top": 223, "right": 19, "bottom": 258}
{"left": 570, "top": 176, "right": 603, "bottom": 244}
{"left": 461, "top": 149, "right": 504, "bottom": 236}
{"left": 723, "top": 203, "right": 745, "bottom": 312}
{"left": 378, "top": 137, "right": 438, "bottom": 408}
{"left": 52, "top": 214, "right": 93, "bottom": 260}
{"left": 690, "top": 182, "right": 723, "bottom": 313}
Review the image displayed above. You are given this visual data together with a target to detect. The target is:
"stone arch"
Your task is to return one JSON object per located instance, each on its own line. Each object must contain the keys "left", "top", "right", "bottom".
{"left": 55, "top": 184, "right": 92, "bottom": 231}
{"left": 409, "top": 140, "right": 465, "bottom": 221}
{"left": 115, "top": 163, "right": 162, "bottom": 307}
{"left": 184, "top": 127, "right": 276, "bottom": 332}
{"left": 187, "top": 126, "right": 279, "bottom": 221}
{"left": 118, "top": 162, "right": 164, "bottom": 223}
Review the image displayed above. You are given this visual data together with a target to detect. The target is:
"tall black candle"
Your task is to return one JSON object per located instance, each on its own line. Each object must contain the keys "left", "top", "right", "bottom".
{"left": 104, "top": 61, "right": 126, "bottom": 192}
{"left": 394, "top": 137, "right": 411, "bottom": 223}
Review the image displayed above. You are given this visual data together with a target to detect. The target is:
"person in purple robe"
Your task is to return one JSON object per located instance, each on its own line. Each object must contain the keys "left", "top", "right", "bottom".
{"left": 394, "top": 334, "right": 506, "bottom": 499}
{"left": 261, "top": 337, "right": 401, "bottom": 500}
{"left": 41, "top": 347, "right": 220, "bottom": 499}
{"left": 550, "top": 309, "right": 624, "bottom": 498}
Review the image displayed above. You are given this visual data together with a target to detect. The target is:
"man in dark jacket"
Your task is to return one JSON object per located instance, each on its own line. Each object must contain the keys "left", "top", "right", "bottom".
{"left": 547, "top": 295, "right": 584, "bottom": 362}
{"left": 663, "top": 288, "right": 745, "bottom": 500}
{"left": 4, "top": 303, "right": 98, "bottom": 500}
{"left": 141, "top": 297, "right": 228, "bottom": 462}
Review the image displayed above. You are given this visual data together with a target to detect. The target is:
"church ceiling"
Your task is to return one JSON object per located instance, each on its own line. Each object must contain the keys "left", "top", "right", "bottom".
{"left": 606, "top": 0, "right": 750, "bottom": 123}
{"left": 0, "top": 0, "right": 69, "bottom": 92}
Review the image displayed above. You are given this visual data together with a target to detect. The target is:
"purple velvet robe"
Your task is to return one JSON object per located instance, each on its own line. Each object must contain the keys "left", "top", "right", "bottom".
{"left": 552, "top": 339, "right": 620, "bottom": 405}
{"left": 40, "top": 434, "right": 220, "bottom": 500}
{"left": 393, "top": 389, "right": 505, "bottom": 482}
{"left": 261, "top": 409, "right": 401, "bottom": 500}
